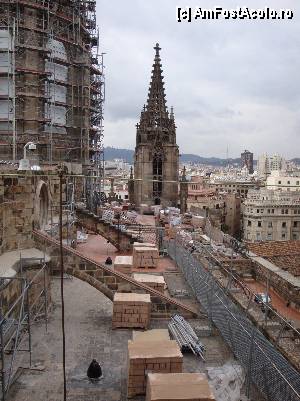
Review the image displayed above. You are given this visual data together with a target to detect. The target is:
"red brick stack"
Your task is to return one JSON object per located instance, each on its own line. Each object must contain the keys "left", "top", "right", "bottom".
{"left": 112, "top": 293, "right": 151, "bottom": 329}
{"left": 114, "top": 255, "right": 133, "bottom": 274}
{"left": 132, "top": 273, "right": 165, "bottom": 293}
{"left": 127, "top": 339, "right": 183, "bottom": 398}
{"left": 132, "top": 246, "right": 159, "bottom": 269}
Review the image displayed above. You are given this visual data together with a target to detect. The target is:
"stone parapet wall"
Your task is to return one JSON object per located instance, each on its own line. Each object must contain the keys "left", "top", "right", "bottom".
{"left": 254, "top": 262, "right": 300, "bottom": 310}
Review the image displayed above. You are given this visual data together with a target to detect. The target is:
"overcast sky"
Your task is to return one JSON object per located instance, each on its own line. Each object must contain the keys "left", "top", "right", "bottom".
{"left": 97, "top": 0, "right": 300, "bottom": 159}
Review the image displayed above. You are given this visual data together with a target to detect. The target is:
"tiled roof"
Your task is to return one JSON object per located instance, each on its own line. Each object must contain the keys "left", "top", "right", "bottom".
{"left": 247, "top": 241, "right": 300, "bottom": 277}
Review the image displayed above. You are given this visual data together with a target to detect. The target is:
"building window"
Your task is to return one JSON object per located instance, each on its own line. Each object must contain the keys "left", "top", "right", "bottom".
{"left": 268, "top": 222, "right": 272, "bottom": 228}
{"left": 256, "top": 232, "right": 261, "bottom": 240}
{"left": 293, "top": 233, "right": 298, "bottom": 240}
{"left": 257, "top": 209, "right": 260, "bottom": 214}
{"left": 285, "top": 209, "right": 288, "bottom": 214}
{"left": 258, "top": 221, "right": 262, "bottom": 227}
{"left": 153, "top": 153, "right": 163, "bottom": 200}
{"left": 287, "top": 181, "right": 290, "bottom": 184}
{"left": 267, "top": 209, "right": 270, "bottom": 214}
{"left": 267, "top": 233, "right": 273, "bottom": 240}
{"left": 282, "top": 222, "right": 286, "bottom": 228}
{"left": 297, "top": 181, "right": 299, "bottom": 185}
{"left": 293, "top": 221, "right": 298, "bottom": 228}
{"left": 282, "top": 233, "right": 286, "bottom": 239}
{"left": 247, "top": 220, "right": 251, "bottom": 227}
{"left": 271, "top": 209, "right": 274, "bottom": 214}
{"left": 278, "top": 181, "right": 281, "bottom": 185}
{"left": 281, "top": 209, "right": 284, "bottom": 214}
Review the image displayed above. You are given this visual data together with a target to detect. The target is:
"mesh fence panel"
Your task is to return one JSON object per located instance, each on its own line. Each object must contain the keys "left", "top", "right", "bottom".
{"left": 166, "top": 239, "right": 300, "bottom": 401}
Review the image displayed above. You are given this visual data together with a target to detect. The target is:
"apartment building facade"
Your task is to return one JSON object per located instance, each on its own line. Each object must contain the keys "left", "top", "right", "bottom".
{"left": 210, "top": 179, "right": 260, "bottom": 199}
{"left": 243, "top": 189, "right": 300, "bottom": 242}
{"left": 266, "top": 171, "right": 300, "bottom": 191}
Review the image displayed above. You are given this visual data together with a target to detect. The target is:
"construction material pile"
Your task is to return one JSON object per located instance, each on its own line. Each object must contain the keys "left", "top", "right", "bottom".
{"left": 112, "top": 293, "right": 151, "bottom": 329}
{"left": 101, "top": 206, "right": 138, "bottom": 225}
{"left": 127, "top": 333, "right": 183, "bottom": 398}
{"left": 146, "top": 372, "right": 216, "bottom": 401}
{"left": 114, "top": 255, "right": 133, "bottom": 274}
{"left": 168, "top": 314, "right": 206, "bottom": 360}
{"left": 132, "top": 273, "right": 166, "bottom": 293}
{"left": 132, "top": 245, "right": 159, "bottom": 269}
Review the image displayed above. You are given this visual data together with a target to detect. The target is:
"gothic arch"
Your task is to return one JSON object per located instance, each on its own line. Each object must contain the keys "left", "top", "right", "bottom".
{"left": 34, "top": 180, "right": 50, "bottom": 230}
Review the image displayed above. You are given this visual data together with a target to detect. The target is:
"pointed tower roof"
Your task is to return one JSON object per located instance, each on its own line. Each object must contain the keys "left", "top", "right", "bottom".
{"left": 181, "top": 165, "right": 187, "bottom": 182}
{"left": 146, "top": 43, "right": 167, "bottom": 117}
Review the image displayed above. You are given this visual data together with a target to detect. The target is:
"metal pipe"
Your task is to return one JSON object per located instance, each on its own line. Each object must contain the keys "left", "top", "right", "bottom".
{"left": 25, "top": 280, "right": 32, "bottom": 367}
{"left": 43, "top": 266, "right": 48, "bottom": 332}
{"left": 59, "top": 170, "right": 67, "bottom": 401}
{"left": 1, "top": 296, "right": 6, "bottom": 401}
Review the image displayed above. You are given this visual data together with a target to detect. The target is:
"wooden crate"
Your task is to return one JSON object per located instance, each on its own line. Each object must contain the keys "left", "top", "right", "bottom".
{"left": 114, "top": 255, "right": 133, "bottom": 274}
{"left": 127, "top": 340, "right": 183, "bottom": 398}
{"left": 112, "top": 293, "right": 151, "bottom": 329}
{"left": 132, "top": 247, "right": 159, "bottom": 269}
{"left": 146, "top": 373, "right": 216, "bottom": 401}
{"left": 132, "top": 273, "right": 165, "bottom": 293}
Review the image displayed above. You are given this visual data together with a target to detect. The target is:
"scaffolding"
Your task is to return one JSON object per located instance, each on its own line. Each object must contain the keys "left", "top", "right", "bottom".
{"left": 0, "top": 0, "right": 106, "bottom": 214}
{"left": 0, "top": 0, "right": 105, "bottom": 187}
{"left": 0, "top": 255, "right": 49, "bottom": 401}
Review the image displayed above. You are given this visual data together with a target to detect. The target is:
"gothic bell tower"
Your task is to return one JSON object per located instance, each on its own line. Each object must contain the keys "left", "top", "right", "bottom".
{"left": 133, "top": 43, "right": 179, "bottom": 208}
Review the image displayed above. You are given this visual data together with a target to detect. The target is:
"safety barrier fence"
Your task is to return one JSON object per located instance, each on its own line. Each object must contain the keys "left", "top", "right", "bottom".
{"left": 166, "top": 239, "right": 300, "bottom": 401}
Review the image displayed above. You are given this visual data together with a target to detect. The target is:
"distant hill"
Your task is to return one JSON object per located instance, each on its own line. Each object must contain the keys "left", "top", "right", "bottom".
{"left": 104, "top": 147, "right": 299, "bottom": 167}
{"left": 179, "top": 153, "right": 241, "bottom": 166}
{"left": 104, "top": 147, "right": 134, "bottom": 163}
{"left": 104, "top": 146, "right": 241, "bottom": 166}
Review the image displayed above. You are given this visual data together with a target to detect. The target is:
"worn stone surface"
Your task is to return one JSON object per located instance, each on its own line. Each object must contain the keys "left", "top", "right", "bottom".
{"left": 6, "top": 277, "right": 250, "bottom": 401}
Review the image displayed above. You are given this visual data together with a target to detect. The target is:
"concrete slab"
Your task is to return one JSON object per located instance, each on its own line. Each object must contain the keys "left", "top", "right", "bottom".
{"left": 0, "top": 248, "right": 51, "bottom": 278}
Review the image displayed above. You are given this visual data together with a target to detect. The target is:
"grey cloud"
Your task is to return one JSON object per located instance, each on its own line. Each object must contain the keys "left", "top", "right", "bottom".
{"left": 98, "top": 0, "right": 300, "bottom": 158}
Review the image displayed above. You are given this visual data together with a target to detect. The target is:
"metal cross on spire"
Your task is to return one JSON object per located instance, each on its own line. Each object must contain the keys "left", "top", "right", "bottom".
{"left": 154, "top": 43, "right": 161, "bottom": 57}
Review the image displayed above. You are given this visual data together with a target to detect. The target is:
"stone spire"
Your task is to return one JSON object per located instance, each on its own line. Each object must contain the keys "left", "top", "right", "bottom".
{"left": 133, "top": 43, "right": 179, "bottom": 208}
{"left": 137, "top": 43, "right": 176, "bottom": 146}
{"left": 181, "top": 165, "right": 187, "bottom": 181}
{"left": 146, "top": 43, "right": 167, "bottom": 125}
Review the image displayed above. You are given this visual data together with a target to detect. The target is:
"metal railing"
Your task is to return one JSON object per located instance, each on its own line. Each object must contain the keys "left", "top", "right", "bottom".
{"left": 166, "top": 239, "right": 300, "bottom": 401}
